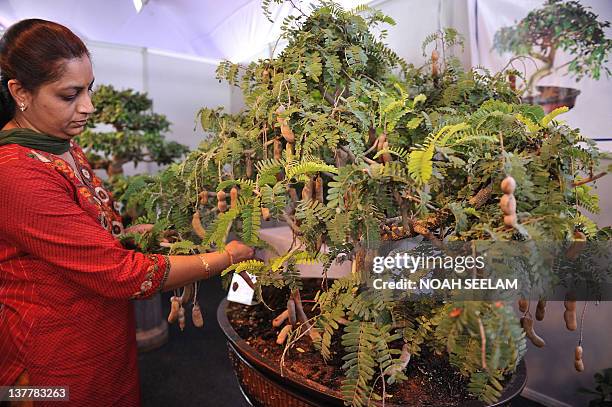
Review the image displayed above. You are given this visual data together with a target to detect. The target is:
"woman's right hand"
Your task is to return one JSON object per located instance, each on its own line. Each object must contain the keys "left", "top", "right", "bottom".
{"left": 224, "top": 240, "right": 255, "bottom": 264}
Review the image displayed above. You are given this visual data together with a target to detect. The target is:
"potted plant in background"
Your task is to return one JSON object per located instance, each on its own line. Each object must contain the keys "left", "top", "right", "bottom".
{"left": 579, "top": 368, "right": 612, "bottom": 407}
{"left": 131, "top": 1, "right": 608, "bottom": 405}
{"left": 77, "top": 84, "right": 188, "bottom": 178}
{"left": 493, "top": 0, "right": 612, "bottom": 112}
{"left": 76, "top": 85, "right": 189, "bottom": 351}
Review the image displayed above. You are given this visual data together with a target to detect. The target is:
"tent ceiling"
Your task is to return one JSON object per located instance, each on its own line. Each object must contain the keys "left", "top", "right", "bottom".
{"left": 0, "top": 0, "right": 373, "bottom": 61}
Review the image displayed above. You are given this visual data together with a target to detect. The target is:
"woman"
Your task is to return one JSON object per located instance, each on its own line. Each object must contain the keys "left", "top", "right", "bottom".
{"left": 0, "top": 19, "right": 254, "bottom": 406}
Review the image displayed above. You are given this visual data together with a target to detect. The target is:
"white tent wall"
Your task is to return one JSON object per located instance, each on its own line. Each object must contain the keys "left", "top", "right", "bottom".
{"left": 370, "top": 0, "right": 473, "bottom": 68}
{"left": 85, "top": 41, "right": 146, "bottom": 177}
{"left": 84, "top": 42, "right": 231, "bottom": 176}
{"left": 145, "top": 51, "right": 230, "bottom": 149}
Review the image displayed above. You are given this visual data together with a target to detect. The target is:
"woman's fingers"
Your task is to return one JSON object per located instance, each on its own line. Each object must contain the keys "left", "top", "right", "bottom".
{"left": 124, "top": 223, "right": 155, "bottom": 234}
{"left": 226, "top": 240, "right": 256, "bottom": 263}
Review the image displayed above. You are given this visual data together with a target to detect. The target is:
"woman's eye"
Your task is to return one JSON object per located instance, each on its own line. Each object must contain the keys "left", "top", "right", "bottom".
{"left": 62, "top": 94, "right": 77, "bottom": 101}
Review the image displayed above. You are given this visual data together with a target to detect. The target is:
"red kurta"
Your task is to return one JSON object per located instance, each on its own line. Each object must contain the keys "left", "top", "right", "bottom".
{"left": 0, "top": 141, "right": 170, "bottom": 406}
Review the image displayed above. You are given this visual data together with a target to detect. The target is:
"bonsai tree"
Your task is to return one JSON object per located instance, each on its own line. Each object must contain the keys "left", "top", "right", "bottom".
{"left": 580, "top": 368, "right": 612, "bottom": 407}
{"left": 77, "top": 84, "right": 189, "bottom": 178}
{"left": 131, "top": 1, "right": 608, "bottom": 405}
{"left": 494, "top": 0, "right": 612, "bottom": 95}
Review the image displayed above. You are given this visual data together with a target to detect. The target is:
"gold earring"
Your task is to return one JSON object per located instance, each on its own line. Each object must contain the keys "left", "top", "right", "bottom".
{"left": 19, "top": 102, "right": 26, "bottom": 112}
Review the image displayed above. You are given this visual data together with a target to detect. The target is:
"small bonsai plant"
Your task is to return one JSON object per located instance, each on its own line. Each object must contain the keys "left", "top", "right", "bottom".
{"left": 130, "top": 1, "right": 608, "bottom": 405}
{"left": 580, "top": 368, "right": 612, "bottom": 407}
{"left": 494, "top": 0, "right": 611, "bottom": 96}
{"left": 77, "top": 84, "right": 189, "bottom": 178}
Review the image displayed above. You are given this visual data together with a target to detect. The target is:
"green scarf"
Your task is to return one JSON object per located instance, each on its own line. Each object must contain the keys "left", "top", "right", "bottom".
{"left": 0, "top": 128, "right": 70, "bottom": 155}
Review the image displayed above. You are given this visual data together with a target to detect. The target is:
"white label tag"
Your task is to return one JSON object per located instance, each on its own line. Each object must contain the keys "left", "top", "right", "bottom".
{"left": 227, "top": 272, "right": 257, "bottom": 306}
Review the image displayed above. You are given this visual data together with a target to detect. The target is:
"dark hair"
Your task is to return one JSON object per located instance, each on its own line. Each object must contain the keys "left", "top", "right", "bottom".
{"left": 0, "top": 19, "right": 90, "bottom": 128}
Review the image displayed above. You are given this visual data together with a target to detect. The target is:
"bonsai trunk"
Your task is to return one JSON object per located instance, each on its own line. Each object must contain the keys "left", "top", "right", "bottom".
{"left": 526, "top": 46, "right": 556, "bottom": 96}
{"left": 107, "top": 155, "right": 128, "bottom": 177}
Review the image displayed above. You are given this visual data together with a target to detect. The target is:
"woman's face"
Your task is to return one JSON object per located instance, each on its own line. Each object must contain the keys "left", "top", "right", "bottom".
{"left": 16, "top": 56, "right": 95, "bottom": 139}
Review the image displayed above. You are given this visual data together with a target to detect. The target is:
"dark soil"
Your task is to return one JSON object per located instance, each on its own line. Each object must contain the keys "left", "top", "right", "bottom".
{"left": 226, "top": 284, "right": 477, "bottom": 407}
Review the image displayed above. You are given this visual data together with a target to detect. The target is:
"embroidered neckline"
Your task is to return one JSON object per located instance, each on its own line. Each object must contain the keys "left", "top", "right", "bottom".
{"left": 27, "top": 144, "right": 124, "bottom": 237}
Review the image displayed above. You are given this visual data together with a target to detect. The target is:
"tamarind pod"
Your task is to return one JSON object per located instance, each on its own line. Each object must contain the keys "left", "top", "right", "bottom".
{"left": 564, "top": 310, "right": 577, "bottom": 331}
{"left": 368, "top": 127, "right": 377, "bottom": 146}
{"left": 535, "top": 299, "right": 546, "bottom": 321}
{"left": 528, "top": 329, "right": 546, "bottom": 348}
{"left": 335, "top": 148, "right": 349, "bottom": 168}
{"left": 287, "top": 299, "right": 297, "bottom": 327}
{"left": 564, "top": 295, "right": 577, "bottom": 311}
{"left": 518, "top": 298, "right": 528, "bottom": 313}
{"left": 302, "top": 178, "right": 314, "bottom": 201}
{"left": 500, "top": 194, "right": 516, "bottom": 215}
{"left": 287, "top": 188, "right": 298, "bottom": 215}
{"left": 280, "top": 123, "right": 295, "bottom": 143}
{"left": 504, "top": 214, "right": 518, "bottom": 227}
{"left": 315, "top": 175, "right": 324, "bottom": 203}
{"left": 501, "top": 176, "right": 516, "bottom": 194}
{"left": 431, "top": 49, "right": 439, "bottom": 77}
{"left": 192, "top": 212, "right": 206, "bottom": 240}
{"left": 315, "top": 235, "right": 323, "bottom": 252}
{"left": 381, "top": 141, "right": 391, "bottom": 164}
{"left": 168, "top": 297, "right": 180, "bottom": 323}
{"left": 245, "top": 156, "right": 253, "bottom": 178}
{"left": 199, "top": 189, "right": 209, "bottom": 205}
{"left": 574, "top": 345, "right": 584, "bottom": 372}
{"left": 262, "top": 69, "right": 270, "bottom": 82}
{"left": 276, "top": 324, "right": 292, "bottom": 345}
{"left": 272, "top": 310, "right": 290, "bottom": 327}
{"left": 217, "top": 190, "right": 227, "bottom": 213}
{"left": 217, "top": 201, "right": 228, "bottom": 213}
{"left": 376, "top": 133, "right": 387, "bottom": 152}
{"left": 286, "top": 142, "right": 294, "bottom": 162}
{"left": 230, "top": 187, "right": 239, "bottom": 209}
{"left": 520, "top": 316, "right": 546, "bottom": 347}
{"left": 288, "top": 187, "right": 298, "bottom": 203}
{"left": 508, "top": 74, "right": 517, "bottom": 91}
{"left": 574, "top": 345, "right": 583, "bottom": 360}
{"left": 178, "top": 307, "right": 186, "bottom": 331}
{"left": 566, "top": 231, "right": 586, "bottom": 261}
{"left": 192, "top": 303, "right": 204, "bottom": 328}
{"left": 261, "top": 207, "right": 271, "bottom": 221}
{"left": 273, "top": 139, "right": 282, "bottom": 160}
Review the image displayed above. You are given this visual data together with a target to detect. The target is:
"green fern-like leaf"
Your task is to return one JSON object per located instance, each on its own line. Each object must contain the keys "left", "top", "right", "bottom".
{"left": 541, "top": 106, "right": 569, "bottom": 127}
{"left": 341, "top": 321, "right": 378, "bottom": 407}
{"left": 204, "top": 208, "right": 239, "bottom": 248}
{"left": 285, "top": 161, "right": 338, "bottom": 179}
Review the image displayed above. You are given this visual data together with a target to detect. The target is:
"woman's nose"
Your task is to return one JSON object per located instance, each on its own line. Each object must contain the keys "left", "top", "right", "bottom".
{"left": 78, "top": 94, "right": 95, "bottom": 115}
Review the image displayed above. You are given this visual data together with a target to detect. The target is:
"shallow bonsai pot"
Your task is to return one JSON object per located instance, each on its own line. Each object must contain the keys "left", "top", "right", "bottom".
{"left": 217, "top": 299, "right": 527, "bottom": 407}
{"left": 521, "top": 85, "right": 581, "bottom": 113}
